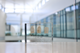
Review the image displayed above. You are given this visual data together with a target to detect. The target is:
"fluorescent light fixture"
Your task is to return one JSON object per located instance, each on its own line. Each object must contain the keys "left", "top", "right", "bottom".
{"left": 39, "top": 3, "right": 42, "bottom": 8}
{"left": 46, "top": 0, "right": 49, "bottom": 2}
{"left": 15, "top": 9, "right": 24, "bottom": 13}
{"left": 42, "top": 0, "right": 45, "bottom": 5}
{"left": 66, "top": 7, "right": 70, "bottom": 12}
{"left": 5, "top": 9, "right": 14, "bottom": 13}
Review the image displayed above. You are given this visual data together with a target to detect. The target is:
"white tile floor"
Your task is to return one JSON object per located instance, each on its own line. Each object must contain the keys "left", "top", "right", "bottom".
{"left": 0, "top": 42, "right": 80, "bottom": 53}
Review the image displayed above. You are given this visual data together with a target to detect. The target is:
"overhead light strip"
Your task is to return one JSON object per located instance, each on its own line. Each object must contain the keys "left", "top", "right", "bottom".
{"left": 35, "top": 0, "right": 49, "bottom": 10}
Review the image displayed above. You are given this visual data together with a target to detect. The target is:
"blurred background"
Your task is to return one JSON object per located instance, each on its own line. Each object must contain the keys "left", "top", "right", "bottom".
{"left": 0, "top": 0, "right": 80, "bottom": 53}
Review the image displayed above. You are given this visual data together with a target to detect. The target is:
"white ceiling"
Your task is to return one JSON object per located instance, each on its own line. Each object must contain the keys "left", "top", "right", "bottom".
{"left": 0, "top": 0, "right": 41, "bottom": 24}
{"left": 0, "top": 0, "right": 41, "bottom": 9}
{"left": 31, "top": 0, "right": 76, "bottom": 23}
{"left": 0, "top": 0, "right": 80, "bottom": 23}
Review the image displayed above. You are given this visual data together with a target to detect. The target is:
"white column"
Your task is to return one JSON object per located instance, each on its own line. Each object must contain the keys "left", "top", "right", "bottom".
{"left": 0, "top": 10, "right": 6, "bottom": 42}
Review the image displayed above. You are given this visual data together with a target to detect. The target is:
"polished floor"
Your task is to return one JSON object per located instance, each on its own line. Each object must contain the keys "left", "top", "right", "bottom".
{"left": 0, "top": 42, "right": 80, "bottom": 53}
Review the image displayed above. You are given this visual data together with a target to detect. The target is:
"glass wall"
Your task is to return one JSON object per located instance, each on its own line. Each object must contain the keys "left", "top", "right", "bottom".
{"left": 76, "top": 2, "right": 80, "bottom": 38}
{"left": 60, "top": 9, "right": 66, "bottom": 38}
{"left": 29, "top": 1, "right": 80, "bottom": 39}
{"left": 5, "top": 1, "right": 80, "bottom": 39}
{"left": 5, "top": 24, "right": 20, "bottom": 36}
{"left": 41, "top": 19, "right": 44, "bottom": 36}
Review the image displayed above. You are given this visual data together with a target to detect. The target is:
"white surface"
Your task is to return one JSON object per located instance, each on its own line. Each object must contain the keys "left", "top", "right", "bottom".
{"left": 0, "top": 42, "right": 80, "bottom": 53}
{"left": 0, "top": 9, "right": 6, "bottom": 41}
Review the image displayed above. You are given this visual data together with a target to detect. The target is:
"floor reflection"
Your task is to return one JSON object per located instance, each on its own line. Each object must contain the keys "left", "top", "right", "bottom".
{"left": 0, "top": 42, "right": 80, "bottom": 53}
{"left": 25, "top": 43, "right": 27, "bottom": 53}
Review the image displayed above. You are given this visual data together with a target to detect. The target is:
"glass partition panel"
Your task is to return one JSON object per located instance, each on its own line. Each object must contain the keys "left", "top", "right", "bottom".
{"left": 67, "top": 30, "right": 76, "bottom": 38}
{"left": 53, "top": 14, "right": 56, "bottom": 37}
{"left": 5, "top": 24, "right": 25, "bottom": 42}
{"left": 65, "top": 5, "right": 76, "bottom": 38}
{"left": 30, "top": 23, "right": 35, "bottom": 36}
{"left": 41, "top": 19, "right": 44, "bottom": 36}
{"left": 66, "top": 7, "right": 75, "bottom": 30}
{"left": 61, "top": 9, "right": 67, "bottom": 38}
{"left": 37, "top": 21, "right": 42, "bottom": 36}
{"left": 56, "top": 12, "right": 61, "bottom": 37}
{"left": 5, "top": 24, "right": 20, "bottom": 36}
{"left": 5, "top": 14, "right": 25, "bottom": 42}
{"left": 76, "top": 2, "right": 80, "bottom": 38}
{"left": 28, "top": 22, "right": 52, "bottom": 42}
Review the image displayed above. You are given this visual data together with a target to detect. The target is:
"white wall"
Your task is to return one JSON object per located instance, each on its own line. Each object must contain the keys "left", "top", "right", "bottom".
{"left": 0, "top": 10, "right": 6, "bottom": 42}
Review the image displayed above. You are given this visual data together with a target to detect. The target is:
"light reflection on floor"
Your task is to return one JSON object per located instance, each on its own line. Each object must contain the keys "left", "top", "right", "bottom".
{"left": 0, "top": 42, "right": 80, "bottom": 53}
